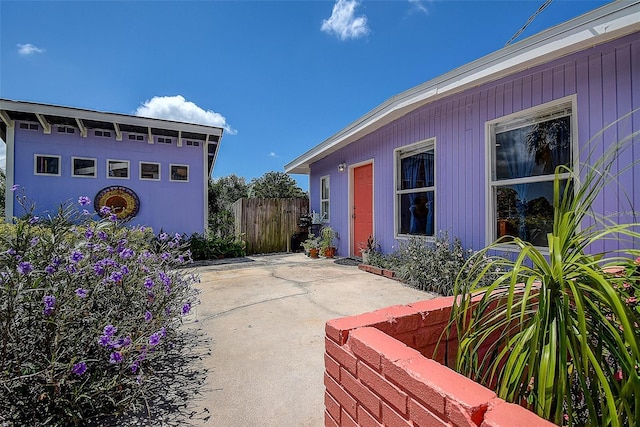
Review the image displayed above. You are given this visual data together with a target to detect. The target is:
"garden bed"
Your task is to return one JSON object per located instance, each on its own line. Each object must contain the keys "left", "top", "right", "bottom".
{"left": 324, "top": 296, "right": 555, "bottom": 426}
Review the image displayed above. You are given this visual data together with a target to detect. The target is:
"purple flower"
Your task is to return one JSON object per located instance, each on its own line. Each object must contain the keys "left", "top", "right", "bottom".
{"left": 6, "top": 248, "right": 16, "bottom": 256}
{"left": 161, "top": 252, "right": 170, "bottom": 260}
{"left": 66, "top": 265, "right": 77, "bottom": 274}
{"left": 121, "top": 265, "right": 129, "bottom": 276}
{"left": 109, "top": 214, "right": 118, "bottom": 222}
{"left": 70, "top": 251, "right": 84, "bottom": 263}
{"left": 143, "top": 277, "right": 154, "bottom": 289}
{"left": 78, "top": 196, "right": 91, "bottom": 206}
{"left": 72, "top": 362, "right": 87, "bottom": 375}
{"left": 85, "top": 229, "right": 94, "bottom": 239}
{"left": 177, "top": 255, "right": 185, "bottom": 264}
{"left": 75, "top": 288, "right": 88, "bottom": 298}
{"left": 29, "top": 216, "right": 39, "bottom": 225}
{"left": 159, "top": 272, "right": 171, "bottom": 286}
{"left": 82, "top": 209, "right": 91, "bottom": 216}
{"left": 43, "top": 295, "right": 56, "bottom": 315}
{"left": 130, "top": 362, "right": 139, "bottom": 373}
{"left": 18, "top": 261, "right": 33, "bottom": 275}
{"left": 52, "top": 256, "right": 62, "bottom": 266}
{"left": 159, "top": 232, "right": 168, "bottom": 241}
{"left": 109, "top": 352, "right": 123, "bottom": 364}
{"left": 119, "top": 248, "right": 134, "bottom": 259}
{"left": 93, "top": 263, "right": 105, "bottom": 276}
{"left": 103, "top": 324, "right": 117, "bottom": 337}
{"left": 182, "top": 303, "right": 191, "bottom": 315}
{"left": 109, "top": 271, "right": 123, "bottom": 283}
{"left": 99, "top": 206, "right": 111, "bottom": 215}
{"left": 98, "top": 335, "right": 111, "bottom": 347}
{"left": 45, "top": 265, "right": 55, "bottom": 274}
{"left": 98, "top": 230, "right": 108, "bottom": 241}
{"left": 149, "top": 332, "right": 161, "bottom": 346}
{"left": 10, "top": 184, "right": 19, "bottom": 192}
{"left": 174, "top": 233, "right": 182, "bottom": 240}
{"left": 144, "top": 311, "right": 152, "bottom": 322}
{"left": 30, "top": 237, "right": 39, "bottom": 246}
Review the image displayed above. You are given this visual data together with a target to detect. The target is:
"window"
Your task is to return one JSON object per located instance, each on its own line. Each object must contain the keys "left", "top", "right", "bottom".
{"left": 140, "top": 162, "right": 160, "bottom": 180}
{"left": 488, "top": 99, "right": 574, "bottom": 247}
{"left": 395, "top": 140, "right": 435, "bottom": 237}
{"left": 170, "top": 164, "right": 189, "bottom": 182}
{"left": 128, "top": 134, "right": 144, "bottom": 141}
{"left": 95, "top": 130, "right": 111, "bottom": 138}
{"left": 320, "top": 175, "right": 330, "bottom": 222}
{"left": 34, "top": 155, "right": 61, "bottom": 176}
{"left": 186, "top": 140, "right": 200, "bottom": 147}
{"left": 20, "top": 122, "right": 39, "bottom": 131}
{"left": 72, "top": 157, "right": 96, "bottom": 178}
{"left": 58, "top": 126, "right": 75, "bottom": 133}
{"left": 158, "top": 137, "right": 172, "bottom": 144}
{"left": 107, "top": 159, "right": 130, "bottom": 179}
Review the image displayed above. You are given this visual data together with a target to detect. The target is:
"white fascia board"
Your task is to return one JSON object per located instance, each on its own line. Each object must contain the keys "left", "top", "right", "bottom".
{"left": 0, "top": 99, "right": 224, "bottom": 137}
{"left": 284, "top": 1, "right": 640, "bottom": 175}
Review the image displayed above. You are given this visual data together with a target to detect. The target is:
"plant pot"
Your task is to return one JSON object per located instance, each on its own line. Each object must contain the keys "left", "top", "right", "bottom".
{"left": 323, "top": 247, "right": 336, "bottom": 258}
{"left": 309, "top": 248, "right": 319, "bottom": 258}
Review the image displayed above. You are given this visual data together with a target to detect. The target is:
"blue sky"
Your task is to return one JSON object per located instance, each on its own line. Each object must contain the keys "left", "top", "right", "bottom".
{"left": 1, "top": 0, "right": 611, "bottom": 191}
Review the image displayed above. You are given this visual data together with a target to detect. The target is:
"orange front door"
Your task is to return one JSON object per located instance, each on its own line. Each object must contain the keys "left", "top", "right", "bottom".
{"left": 352, "top": 163, "right": 373, "bottom": 257}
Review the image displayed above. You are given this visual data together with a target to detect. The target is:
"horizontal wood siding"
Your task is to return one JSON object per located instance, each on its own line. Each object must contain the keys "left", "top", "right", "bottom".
{"left": 310, "top": 32, "right": 640, "bottom": 255}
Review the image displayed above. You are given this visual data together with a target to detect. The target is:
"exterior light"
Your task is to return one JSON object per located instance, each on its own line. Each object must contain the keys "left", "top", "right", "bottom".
{"left": 338, "top": 162, "right": 346, "bottom": 172}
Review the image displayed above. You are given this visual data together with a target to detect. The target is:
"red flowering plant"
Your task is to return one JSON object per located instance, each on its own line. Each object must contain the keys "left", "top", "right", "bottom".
{"left": 0, "top": 188, "right": 203, "bottom": 425}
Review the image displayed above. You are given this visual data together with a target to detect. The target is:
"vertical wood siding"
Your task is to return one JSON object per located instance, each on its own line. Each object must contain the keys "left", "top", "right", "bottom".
{"left": 310, "top": 33, "right": 640, "bottom": 255}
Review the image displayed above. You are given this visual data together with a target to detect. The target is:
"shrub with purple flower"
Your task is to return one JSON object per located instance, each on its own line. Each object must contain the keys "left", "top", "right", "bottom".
{"left": 0, "top": 192, "right": 199, "bottom": 424}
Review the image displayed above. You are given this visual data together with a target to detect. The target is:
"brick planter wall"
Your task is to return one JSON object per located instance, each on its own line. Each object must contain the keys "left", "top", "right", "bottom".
{"left": 324, "top": 297, "right": 555, "bottom": 427}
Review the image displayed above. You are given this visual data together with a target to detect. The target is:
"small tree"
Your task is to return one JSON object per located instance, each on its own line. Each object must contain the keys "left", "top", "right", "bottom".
{"left": 248, "top": 171, "right": 306, "bottom": 199}
{"left": 208, "top": 174, "right": 248, "bottom": 237}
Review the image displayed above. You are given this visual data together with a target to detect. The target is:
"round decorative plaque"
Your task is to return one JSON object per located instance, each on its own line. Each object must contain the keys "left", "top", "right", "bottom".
{"left": 94, "top": 186, "right": 140, "bottom": 221}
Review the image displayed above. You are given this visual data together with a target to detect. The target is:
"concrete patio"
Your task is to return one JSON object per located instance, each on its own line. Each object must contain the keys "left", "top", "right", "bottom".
{"left": 181, "top": 253, "right": 433, "bottom": 426}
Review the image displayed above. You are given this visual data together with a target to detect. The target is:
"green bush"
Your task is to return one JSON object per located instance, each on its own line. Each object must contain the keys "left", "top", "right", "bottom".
{"left": 187, "top": 232, "right": 246, "bottom": 260}
{"left": 0, "top": 189, "right": 199, "bottom": 425}
{"left": 369, "top": 232, "right": 497, "bottom": 296}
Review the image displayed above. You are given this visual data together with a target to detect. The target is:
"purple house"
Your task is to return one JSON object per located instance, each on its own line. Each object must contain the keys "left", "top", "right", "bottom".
{"left": 0, "top": 99, "right": 223, "bottom": 235}
{"left": 286, "top": 1, "right": 640, "bottom": 258}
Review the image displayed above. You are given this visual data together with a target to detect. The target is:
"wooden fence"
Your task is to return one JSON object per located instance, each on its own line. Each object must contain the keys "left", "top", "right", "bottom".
{"left": 232, "top": 198, "right": 309, "bottom": 255}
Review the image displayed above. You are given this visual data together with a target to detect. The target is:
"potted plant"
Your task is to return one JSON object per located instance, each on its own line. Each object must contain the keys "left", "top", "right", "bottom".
{"left": 358, "top": 235, "right": 379, "bottom": 265}
{"left": 302, "top": 234, "right": 321, "bottom": 258}
{"left": 319, "top": 225, "right": 338, "bottom": 258}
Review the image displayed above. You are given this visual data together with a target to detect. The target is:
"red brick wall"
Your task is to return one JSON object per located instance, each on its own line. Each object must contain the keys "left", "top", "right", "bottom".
{"left": 324, "top": 297, "right": 556, "bottom": 426}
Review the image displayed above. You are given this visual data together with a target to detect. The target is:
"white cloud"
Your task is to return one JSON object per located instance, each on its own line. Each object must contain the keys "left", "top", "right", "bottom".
{"left": 0, "top": 141, "right": 5, "bottom": 171}
{"left": 17, "top": 43, "right": 44, "bottom": 56}
{"left": 268, "top": 152, "right": 278, "bottom": 158}
{"left": 408, "top": 0, "right": 429, "bottom": 15}
{"left": 321, "top": 0, "right": 369, "bottom": 41}
{"left": 135, "top": 95, "right": 236, "bottom": 135}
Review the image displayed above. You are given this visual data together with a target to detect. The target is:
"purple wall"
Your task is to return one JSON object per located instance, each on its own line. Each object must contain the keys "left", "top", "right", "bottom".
{"left": 12, "top": 127, "right": 206, "bottom": 235}
{"left": 310, "top": 32, "right": 640, "bottom": 256}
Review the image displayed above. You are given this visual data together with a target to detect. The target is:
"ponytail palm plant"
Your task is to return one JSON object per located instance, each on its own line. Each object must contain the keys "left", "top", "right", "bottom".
{"left": 449, "top": 123, "right": 640, "bottom": 426}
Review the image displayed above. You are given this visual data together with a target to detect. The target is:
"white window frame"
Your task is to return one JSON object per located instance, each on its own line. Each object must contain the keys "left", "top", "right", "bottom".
{"left": 71, "top": 157, "right": 97, "bottom": 178}
{"left": 394, "top": 138, "right": 436, "bottom": 239}
{"left": 320, "top": 175, "right": 330, "bottom": 223}
{"left": 107, "top": 159, "right": 130, "bottom": 179}
{"left": 139, "top": 161, "right": 161, "bottom": 181}
{"left": 485, "top": 95, "right": 578, "bottom": 249}
{"left": 34, "top": 154, "right": 61, "bottom": 176}
{"left": 170, "top": 164, "right": 189, "bottom": 182}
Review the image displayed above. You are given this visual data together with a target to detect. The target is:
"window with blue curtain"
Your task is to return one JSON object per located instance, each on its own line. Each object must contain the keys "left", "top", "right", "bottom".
{"left": 396, "top": 140, "right": 435, "bottom": 236}
{"left": 491, "top": 102, "right": 573, "bottom": 247}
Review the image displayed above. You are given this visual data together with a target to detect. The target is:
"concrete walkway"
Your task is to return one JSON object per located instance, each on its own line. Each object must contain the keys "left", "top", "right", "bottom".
{"left": 182, "top": 253, "right": 433, "bottom": 426}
